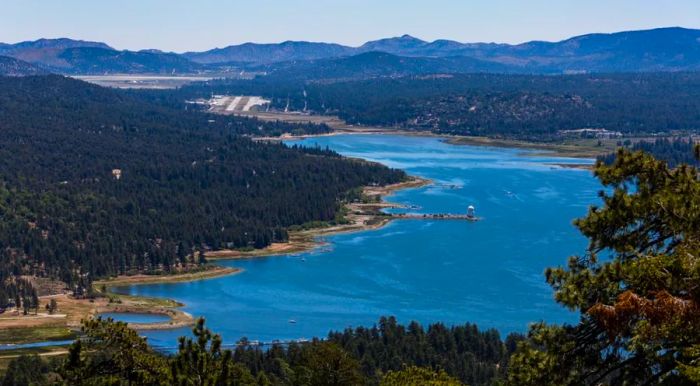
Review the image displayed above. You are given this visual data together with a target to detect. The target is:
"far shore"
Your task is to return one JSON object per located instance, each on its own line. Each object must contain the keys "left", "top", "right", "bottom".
{"left": 243, "top": 110, "right": 611, "bottom": 162}
{"left": 444, "top": 136, "right": 611, "bottom": 160}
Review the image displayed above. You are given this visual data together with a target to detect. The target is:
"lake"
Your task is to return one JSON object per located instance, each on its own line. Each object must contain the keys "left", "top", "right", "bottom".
{"left": 112, "top": 134, "right": 600, "bottom": 350}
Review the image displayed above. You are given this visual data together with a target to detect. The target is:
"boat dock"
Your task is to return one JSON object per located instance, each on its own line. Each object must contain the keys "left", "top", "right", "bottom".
{"left": 390, "top": 213, "right": 480, "bottom": 222}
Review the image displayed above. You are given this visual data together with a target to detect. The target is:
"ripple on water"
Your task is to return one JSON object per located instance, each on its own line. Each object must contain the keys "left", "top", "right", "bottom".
{"left": 116, "top": 134, "right": 598, "bottom": 343}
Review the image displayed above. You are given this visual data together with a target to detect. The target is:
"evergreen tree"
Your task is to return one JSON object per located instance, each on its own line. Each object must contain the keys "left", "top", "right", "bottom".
{"left": 2, "top": 354, "right": 49, "bottom": 386}
{"left": 59, "top": 317, "right": 170, "bottom": 385}
{"left": 380, "top": 366, "right": 464, "bottom": 386}
{"left": 508, "top": 147, "right": 700, "bottom": 385}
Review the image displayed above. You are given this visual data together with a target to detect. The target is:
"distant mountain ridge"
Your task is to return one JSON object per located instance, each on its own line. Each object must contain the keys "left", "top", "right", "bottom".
{"left": 57, "top": 47, "right": 205, "bottom": 74}
{"left": 259, "top": 51, "right": 518, "bottom": 80}
{"left": 0, "top": 38, "right": 112, "bottom": 70}
{"left": 184, "top": 27, "right": 700, "bottom": 72}
{"left": 0, "top": 56, "right": 48, "bottom": 76}
{"left": 183, "top": 41, "right": 354, "bottom": 65}
{"left": 0, "top": 38, "right": 204, "bottom": 74}
{"left": 2, "top": 27, "right": 700, "bottom": 75}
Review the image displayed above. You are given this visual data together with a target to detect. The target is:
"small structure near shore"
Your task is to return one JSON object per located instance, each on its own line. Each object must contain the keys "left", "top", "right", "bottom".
{"left": 467, "top": 205, "right": 476, "bottom": 219}
{"left": 391, "top": 212, "right": 480, "bottom": 222}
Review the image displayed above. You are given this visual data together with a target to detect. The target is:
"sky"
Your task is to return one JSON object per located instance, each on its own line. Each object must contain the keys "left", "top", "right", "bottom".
{"left": 2, "top": 0, "right": 700, "bottom": 52}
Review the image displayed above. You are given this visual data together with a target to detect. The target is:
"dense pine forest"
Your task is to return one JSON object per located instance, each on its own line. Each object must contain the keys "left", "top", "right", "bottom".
{"left": 173, "top": 72, "right": 700, "bottom": 140}
{"left": 2, "top": 316, "right": 518, "bottom": 386}
{"left": 0, "top": 75, "right": 404, "bottom": 300}
{"left": 599, "top": 137, "right": 700, "bottom": 167}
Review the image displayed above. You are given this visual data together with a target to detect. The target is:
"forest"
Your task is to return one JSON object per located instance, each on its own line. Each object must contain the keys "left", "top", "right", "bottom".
{"left": 0, "top": 75, "right": 404, "bottom": 302}
{"left": 599, "top": 137, "right": 700, "bottom": 167}
{"left": 171, "top": 72, "right": 700, "bottom": 140}
{"left": 2, "top": 316, "right": 519, "bottom": 386}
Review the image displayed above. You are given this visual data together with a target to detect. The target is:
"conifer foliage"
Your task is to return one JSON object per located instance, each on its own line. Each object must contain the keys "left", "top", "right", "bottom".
{"left": 0, "top": 75, "right": 404, "bottom": 296}
{"left": 508, "top": 146, "right": 700, "bottom": 385}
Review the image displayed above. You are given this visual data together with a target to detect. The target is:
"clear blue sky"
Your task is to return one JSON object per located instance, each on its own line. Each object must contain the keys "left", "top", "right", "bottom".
{"left": 2, "top": 0, "right": 700, "bottom": 52}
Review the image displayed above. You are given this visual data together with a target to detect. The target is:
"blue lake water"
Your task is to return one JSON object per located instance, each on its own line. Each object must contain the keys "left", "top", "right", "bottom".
{"left": 112, "top": 134, "right": 600, "bottom": 349}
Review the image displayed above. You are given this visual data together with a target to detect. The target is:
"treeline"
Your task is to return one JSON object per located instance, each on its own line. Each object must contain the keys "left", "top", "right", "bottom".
{"left": 0, "top": 75, "right": 404, "bottom": 295}
{"left": 2, "top": 316, "right": 518, "bottom": 385}
{"left": 326, "top": 317, "right": 515, "bottom": 385}
{"left": 227, "top": 316, "right": 516, "bottom": 386}
{"left": 125, "top": 88, "right": 333, "bottom": 136}
{"left": 173, "top": 72, "right": 700, "bottom": 140}
{"left": 0, "top": 278, "right": 38, "bottom": 315}
{"left": 599, "top": 137, "right": 700, "bottom": 167}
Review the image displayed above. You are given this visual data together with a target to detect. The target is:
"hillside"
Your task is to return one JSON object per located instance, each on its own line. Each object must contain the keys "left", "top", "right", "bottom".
{"left": 0, "top": 38, "right": 205, "bottom": 74}
{"left": 0, "top": 75, "right": 404, "bottom": 294}
{"left": 0, "top": 38, "right": 112, "bottom": 69}
{"left": 183, "top": 40, "right": 354, "bottom": 65}
{"left": 0, "top": 55, "right": 47, "bottom": 76}
{"left": 177, "top": 72, "right": 700, "bottom": 140}
{"left": 257, "top": 51, "right": 517, "bottom": 80}
{"left": 56, "top": 47, "right": 205, "bottom": 74}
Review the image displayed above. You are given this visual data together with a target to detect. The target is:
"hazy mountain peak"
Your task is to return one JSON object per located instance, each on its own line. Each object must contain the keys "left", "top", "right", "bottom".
{"left": 359, "top": 34, "right": 428, "bottom": 52}
{"left": 2, "top": 37, "right": 113, "bottom": 51}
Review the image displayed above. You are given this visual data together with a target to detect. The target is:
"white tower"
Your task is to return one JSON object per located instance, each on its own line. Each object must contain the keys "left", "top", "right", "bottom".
{"left": 467, "top": 205, "right": 475, "bottom": 218}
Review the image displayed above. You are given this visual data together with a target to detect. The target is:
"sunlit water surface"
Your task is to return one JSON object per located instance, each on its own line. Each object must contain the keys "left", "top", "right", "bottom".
{"left": 112, "top": 135, "right": 599, "bottom": 349}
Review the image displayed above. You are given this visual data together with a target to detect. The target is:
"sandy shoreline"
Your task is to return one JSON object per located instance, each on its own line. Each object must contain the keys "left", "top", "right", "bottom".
{"left": 206, "top": 176, "right": 431, "bottom": 260}
{"left": 0, "top": 177, "right": 429, "bottom": 344}
{"left": 0, "top": 290, "right": 196, "bottom": 345}
{"left": 94, "top": 266, "right": 240, "bottom": 287}
{"left": 244, "top": 110, "right": 606, "bottom": 162}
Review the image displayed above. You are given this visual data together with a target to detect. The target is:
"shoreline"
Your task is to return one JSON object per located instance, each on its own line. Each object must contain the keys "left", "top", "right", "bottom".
{"left": 0, "top": 177, "right": 429, "bottom": 345}
{"left": 94, "top": 265, "right": 240, "bottom": 287}
{"left": 254, "top": 124, "right": 605, "bottom": 163}
{"left": 205, "top": 176, "right": 432, "bottom": 260}
{"left": 236, "top": 110, "right": 609, "bottom": 161}
{"left": 0, "top": 267, "right": 240, "bottom": 344}
{"left": 444, "top": 136, "right": 608, "bottom": 160}
{"left": 0, "top": 290, "right": 195, "bottom": 345}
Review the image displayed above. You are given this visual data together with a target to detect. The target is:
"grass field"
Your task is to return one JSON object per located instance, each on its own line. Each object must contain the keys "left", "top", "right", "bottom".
{"left": 0, "top": 345, "right": 70, "bottom": 374}
{"left": 447, "top": 136, "right": 626, "bottom": 158}
{"left": 0, "top": 327, "right": 76, "bottom": 345}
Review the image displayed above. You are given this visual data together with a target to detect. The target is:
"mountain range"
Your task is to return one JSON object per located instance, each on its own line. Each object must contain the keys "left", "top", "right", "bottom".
{"left": 186, "top": 27, "right": 700, "bottom": 73}
{"left": 2, "top": 27, "right": 700, "bottom": 76}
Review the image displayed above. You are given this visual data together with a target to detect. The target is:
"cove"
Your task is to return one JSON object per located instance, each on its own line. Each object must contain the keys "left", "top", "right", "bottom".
{"left": 112, "top": 135, "right": 600, "bottom": 350}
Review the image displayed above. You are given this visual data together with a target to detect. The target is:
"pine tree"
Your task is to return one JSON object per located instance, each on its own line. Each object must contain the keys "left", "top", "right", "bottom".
{"left": 508, "top": 147, "right": 700, "bottom": 385}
